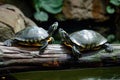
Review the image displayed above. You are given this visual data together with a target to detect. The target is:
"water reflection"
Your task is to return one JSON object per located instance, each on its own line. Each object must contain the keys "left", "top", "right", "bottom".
{"left": 13, "top": 67, "right": 120, "bottom": 80}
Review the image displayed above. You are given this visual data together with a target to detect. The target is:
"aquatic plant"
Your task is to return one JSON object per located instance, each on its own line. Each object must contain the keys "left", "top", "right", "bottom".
{"left": 106, "top": 0, "right": 120, "bottom": 14}
{"left": 33, "top": 0, "right": 63, "bottom": 21}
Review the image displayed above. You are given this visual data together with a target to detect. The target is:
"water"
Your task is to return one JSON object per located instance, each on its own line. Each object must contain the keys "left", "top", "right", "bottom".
{"left": 13, "top": 66, "right": 120, "bottom": 80}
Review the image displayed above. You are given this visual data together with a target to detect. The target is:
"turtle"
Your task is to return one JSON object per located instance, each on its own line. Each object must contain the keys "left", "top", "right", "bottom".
{"left": 4, "top": 22, "right": 58, "bottom": 54}
{"left": 59, "top": 28, "right": 113, "bottom": 59}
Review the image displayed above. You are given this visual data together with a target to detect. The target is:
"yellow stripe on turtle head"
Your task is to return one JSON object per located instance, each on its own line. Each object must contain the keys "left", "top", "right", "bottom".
{"left": 47, "top": 37, "right": 52, "bottom": 43}
{"left": 64, "top": 42, "right": 72, "bottom": 48}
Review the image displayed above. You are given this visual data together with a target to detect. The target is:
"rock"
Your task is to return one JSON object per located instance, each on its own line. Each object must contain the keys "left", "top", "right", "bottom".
{"left": 0, "top": 4, "right": 37, "bottom": 41}
{"left": 0, "top": 4, "right": 26, "bottom": 33}
{"left": 0, "top": 23, "right": 15, "bottom": 42}
{"left": 62, "top": 0, "right": 109, "bottom": 22}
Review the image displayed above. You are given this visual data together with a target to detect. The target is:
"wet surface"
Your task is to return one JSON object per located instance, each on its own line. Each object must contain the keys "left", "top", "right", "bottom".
{"left": 13, "top": 66, "right": 120, "bottom": 80}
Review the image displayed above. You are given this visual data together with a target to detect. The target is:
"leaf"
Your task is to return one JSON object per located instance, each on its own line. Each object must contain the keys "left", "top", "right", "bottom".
{"left": 106, "top": 6, "right": 115, "bottom": 14}
{"left": 110, "top": 0, "right": 120, "bottom": 6}
{"left": 32, "top": 0, "right": 63, "bottom": 21}
{"left": 34, "top": 11, "right": 48, "bottom": 21}
{"left": 42, "top": 5, "right": 62, "bottom": 14}
{"left": 107, "top": 34, "right": 115, "bottom": 42}
{"left": 41, "top": 0, "right": 63, "bottom": 14}
{"left": 41, "top": 0, "right": 63, "bottom": 8}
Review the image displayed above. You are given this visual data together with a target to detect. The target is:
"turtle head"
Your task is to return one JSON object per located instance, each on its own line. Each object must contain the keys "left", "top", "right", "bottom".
{"left": 48, "top": 22, "right": 58, "bottom": 36}
{"left": 59, "top": 28, "right": 70, "bottom": 42}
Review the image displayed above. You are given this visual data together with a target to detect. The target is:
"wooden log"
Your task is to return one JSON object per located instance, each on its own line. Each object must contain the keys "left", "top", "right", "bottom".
{"left": 0, "top": 42, "right": 71, "bottom": 68}
{"left": 0, "top": 42, "right": 71, "bottom": 58}
{"left": 0, "top": 42, "right": 120, "bottom": 71}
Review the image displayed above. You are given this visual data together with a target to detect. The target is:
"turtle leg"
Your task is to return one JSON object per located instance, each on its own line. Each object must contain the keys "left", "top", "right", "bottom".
{"left": 103, "top": 43, "right": 113, "bottom": 53}
{"left": 72, "top": 45, "right": 81, "bottom": 60}
{"left": 39, "top": 40, "right": 48, "bottom": 54}
{"left": 3, "top": 39, "right": 14, "bottom": 47}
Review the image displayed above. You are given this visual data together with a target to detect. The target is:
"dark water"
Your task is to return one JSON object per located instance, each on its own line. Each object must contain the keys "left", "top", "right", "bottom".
{"left": 12, "top": 66, "right": 120, "bottom": 80}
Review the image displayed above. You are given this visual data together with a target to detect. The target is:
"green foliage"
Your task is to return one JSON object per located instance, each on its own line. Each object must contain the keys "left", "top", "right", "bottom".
{"left": 33, "top": 0, "right": 63, "bottom": 21}
{"left": 34, "top": 11, "right": 48, "bottom": 21}
{"left": 110, "top": 0, "right": 120, "bottom": 6}
{"left": 106, "top": 6, "right": 115, "bottom": 14}
{"left": 106, "top": 0, "right": 120, "bottom": 14}
{"left": 107, "top": 34, "right": 115, "bottom": 42}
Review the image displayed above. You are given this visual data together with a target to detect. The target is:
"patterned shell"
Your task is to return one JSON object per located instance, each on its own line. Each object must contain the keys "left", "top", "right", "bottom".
{"left": 69, "top": 30, "right": 107, "bottom": 48}
{"left": 14, "top": 26, "right": 49, "bottom": 41}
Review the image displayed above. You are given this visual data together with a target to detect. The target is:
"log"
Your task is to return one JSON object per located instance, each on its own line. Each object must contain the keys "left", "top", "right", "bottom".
{"left": 0, "top": 42, "right": 71, "bottom": 67}
{"left": 0, "top": 42, "right": 120, "bottom": 71}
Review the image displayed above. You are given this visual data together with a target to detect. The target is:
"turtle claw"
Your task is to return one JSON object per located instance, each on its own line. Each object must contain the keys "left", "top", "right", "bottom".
{"left": 72, "top": 46, "right": 81, "bottom": 59}
{"left": 105, "top": 45, "right": 113, "bottom": 52}
{"left": 39, "top": 51, "right": 43, "bottom": 55}
{"left": 4, "top": 39, "right": 13, "bottom": 47}
{"left": 39, "top": 48, "right": 45, "bottom": 54}
{"left": 106, "top": 47, "right": 113, "bottom": 53}
{"left": 103, "top": 43, "right": 113, "bottom": 53}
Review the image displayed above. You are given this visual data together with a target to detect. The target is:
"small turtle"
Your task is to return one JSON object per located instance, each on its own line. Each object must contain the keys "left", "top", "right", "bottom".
{"left": 59, "top": 28, "right": 113, "bottom": 59}
{"left": 4, "top": 22, "right": 58, "bottom": 54}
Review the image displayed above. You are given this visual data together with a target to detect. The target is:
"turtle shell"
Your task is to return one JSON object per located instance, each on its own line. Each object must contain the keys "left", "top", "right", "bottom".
{"left": 69, "top": 30, "right": 107, "bottom": 50}
{"left": 14, "top": 26, "right": 49, "bottom": 45}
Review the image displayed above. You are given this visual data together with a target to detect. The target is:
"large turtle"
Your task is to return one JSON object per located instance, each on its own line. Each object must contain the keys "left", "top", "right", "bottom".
{"left": 4, "top": 22, "right": 58, "bottom": 54}
{"left": 59, "top": 28, "right": 113, "bottom": 59}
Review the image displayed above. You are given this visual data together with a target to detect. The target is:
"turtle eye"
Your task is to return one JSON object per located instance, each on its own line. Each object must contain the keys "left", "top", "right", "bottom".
{"left": 52, "top": 22, "right": 58, "bottom": 30}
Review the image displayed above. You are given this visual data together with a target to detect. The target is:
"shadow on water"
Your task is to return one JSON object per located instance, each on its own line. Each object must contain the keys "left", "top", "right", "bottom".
{"left": 11, "top": 66, "right": 120, "bottom": 80}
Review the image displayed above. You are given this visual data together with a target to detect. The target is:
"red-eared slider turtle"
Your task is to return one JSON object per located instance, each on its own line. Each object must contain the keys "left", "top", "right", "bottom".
{"left": 4, "top": 22, "right": 58, "bottom": 54}
{"left": 59, "top": 28, "right": 113, "bottom": 59}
